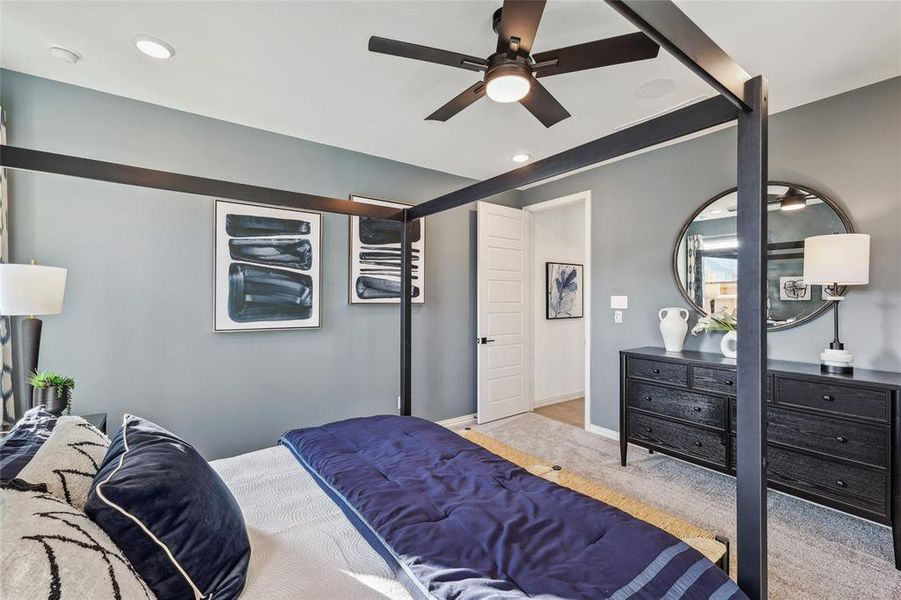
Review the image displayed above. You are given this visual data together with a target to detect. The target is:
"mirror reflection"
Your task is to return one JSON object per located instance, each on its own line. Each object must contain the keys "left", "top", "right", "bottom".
{"left": 673, "top": 183, "right": 853, "bottom": 331}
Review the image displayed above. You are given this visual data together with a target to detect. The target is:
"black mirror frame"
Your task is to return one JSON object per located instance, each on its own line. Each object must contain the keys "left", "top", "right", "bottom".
{"left": 671, "top": 181, "right": 855, "bottom": 332}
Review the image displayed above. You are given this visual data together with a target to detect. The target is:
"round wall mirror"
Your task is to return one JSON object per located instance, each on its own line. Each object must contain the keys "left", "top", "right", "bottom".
{"left": 673, "top": 182, "right": 853, "bottom": 331}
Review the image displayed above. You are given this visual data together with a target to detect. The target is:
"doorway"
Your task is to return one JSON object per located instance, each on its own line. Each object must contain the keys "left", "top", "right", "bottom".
{"left": 524, "top": 191, "right": 591, "bottom": 431}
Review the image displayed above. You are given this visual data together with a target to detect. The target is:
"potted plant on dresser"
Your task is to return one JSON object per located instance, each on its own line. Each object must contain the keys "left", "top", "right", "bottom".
{"left": 691, "top": 309, "right": 738, "bottom": 358}
{"left": 29, "top": 370, "right": 75, "bottom": 416}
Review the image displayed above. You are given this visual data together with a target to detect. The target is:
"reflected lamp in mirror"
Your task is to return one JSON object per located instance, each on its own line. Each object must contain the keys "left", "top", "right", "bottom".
{"left": 0, "top": 262, "right": 68, "bottom": 403}
{"left": 672, "top": 182, "right": 854, "bottom": 331}
{"left": 803, "top": 233, "right": 870, "bottom": 374}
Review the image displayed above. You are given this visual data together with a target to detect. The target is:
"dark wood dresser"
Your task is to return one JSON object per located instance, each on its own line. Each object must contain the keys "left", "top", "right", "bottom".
{"left": 619, "top": 346, "right": 901, "bottom": 569}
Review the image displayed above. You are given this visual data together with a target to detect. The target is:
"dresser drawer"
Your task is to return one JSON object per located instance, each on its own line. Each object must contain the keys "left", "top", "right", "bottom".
{"left": 775, "top": 377, "right": 890, "bottom": 423}
{"left": 627, "top": 381, "right": 726, "bottom": 429}
{"left": 768, "top": 407, "right": 888, "bottom": 468}
{"left": 629, "top": 412, "right": 726, "bottom": 467}
{"left": 728, "top": 438, "right": 888, "bottom": 518}
{"left": 626, "top": 357, "right": 688, "bottom": 387}
{"left": 766, "top": 446, "right": 887, "bottom": 518}
{"left": 692, "top": 366, "right": 737, "bottom": 395}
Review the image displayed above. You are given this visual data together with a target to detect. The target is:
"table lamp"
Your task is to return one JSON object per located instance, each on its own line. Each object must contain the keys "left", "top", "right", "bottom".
{"left": 0, "top": 261, "right": 68, "bottom": 402}
{"left": 803, "top": 234, "right": 869, "bottom": 374}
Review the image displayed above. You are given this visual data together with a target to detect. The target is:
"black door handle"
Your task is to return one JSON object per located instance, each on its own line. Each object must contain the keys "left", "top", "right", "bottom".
{"left": 478, "top": 337, "right": 496, "bottom": 344}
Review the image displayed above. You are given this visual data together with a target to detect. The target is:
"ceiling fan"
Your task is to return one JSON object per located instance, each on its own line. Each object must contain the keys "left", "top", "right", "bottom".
{"left": 368, "top": 0, "right": 660, "bottom": 128}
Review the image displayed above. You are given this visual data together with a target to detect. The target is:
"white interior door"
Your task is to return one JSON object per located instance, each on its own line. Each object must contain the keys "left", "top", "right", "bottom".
{"left": 477, "top": 201, "right": 531, "bottom": 424}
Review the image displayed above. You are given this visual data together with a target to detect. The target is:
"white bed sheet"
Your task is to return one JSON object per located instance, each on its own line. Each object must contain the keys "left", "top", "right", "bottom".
{"left": 211, "top": 445, "right": 411, "bottom": 600}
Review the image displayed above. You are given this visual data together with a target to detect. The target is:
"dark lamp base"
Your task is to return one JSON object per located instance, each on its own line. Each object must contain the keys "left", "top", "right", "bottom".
{"left": 821, "top": 363, "right": 854, "bottom": 375}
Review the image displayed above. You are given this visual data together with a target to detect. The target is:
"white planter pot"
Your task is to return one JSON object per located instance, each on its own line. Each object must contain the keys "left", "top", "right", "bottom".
{"left": 658, "top": 307, "right": 689, "bottom": 352}
{"left": 721, "top": 331, "right": 738, "bottom": 358}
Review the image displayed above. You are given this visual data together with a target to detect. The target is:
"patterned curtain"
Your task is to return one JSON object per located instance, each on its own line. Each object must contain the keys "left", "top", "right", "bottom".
{"left": 0, "top": 108, "right": 15, "bottom": 426}
{"left": 685, "top": 234, "right": 703, "bottom": 305}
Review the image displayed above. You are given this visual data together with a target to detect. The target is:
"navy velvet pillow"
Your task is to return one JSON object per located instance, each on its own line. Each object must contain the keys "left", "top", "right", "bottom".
{"left": 85, "top": 415, "right": 250, "bottom": 600}
{"left": 0, "top": 406, "right": 57, "bottom": 484}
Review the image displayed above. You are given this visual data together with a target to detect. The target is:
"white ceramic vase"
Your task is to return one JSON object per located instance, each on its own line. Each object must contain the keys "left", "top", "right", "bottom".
{"left": 721, "top": 330, "right": 738, "bottom": 358}
{"left": 658, "top": 307, "right": 689, "bottom": 352}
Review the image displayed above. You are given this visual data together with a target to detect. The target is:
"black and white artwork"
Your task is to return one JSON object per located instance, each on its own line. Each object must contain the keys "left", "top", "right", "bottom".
{"left": 779, "top": 275, "right": 810, "bottom": 301}
{"left": 215, "top": 200, "right": 321, "bottom": 331}
{"left": 546, "top": 262, "right": 583, "bottom": 319}
{"left": 349, "top": 196, "right": 425, "bottom": 304}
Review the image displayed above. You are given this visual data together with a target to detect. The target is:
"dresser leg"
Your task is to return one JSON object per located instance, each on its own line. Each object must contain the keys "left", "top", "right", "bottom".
{"left": 620, "top": 438, "right": 627, "bottom": 466}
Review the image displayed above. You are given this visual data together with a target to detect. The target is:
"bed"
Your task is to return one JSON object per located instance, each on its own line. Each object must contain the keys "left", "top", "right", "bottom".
{"left": 216, "top": 415, "right": 744, "bottom": 600}
{"left": 211, "top": 445, "right": 411, "bottom": 600}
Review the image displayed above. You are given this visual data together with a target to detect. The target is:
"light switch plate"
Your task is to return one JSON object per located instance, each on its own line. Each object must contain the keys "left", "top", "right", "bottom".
{"left": 610, "top": 295, "right": 629, "bottom": 310}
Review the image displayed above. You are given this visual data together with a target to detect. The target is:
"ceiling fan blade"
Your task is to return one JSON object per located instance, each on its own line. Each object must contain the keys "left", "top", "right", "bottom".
{"left": 369, "top": 36, "right": 488, "bottom": 72}
{"left": 496, "top": 0, "right": 547, "bottom": 55}
{"left": 426, "top": 82, "right": 486, "bottom": 122}
{"left": 532, "top": 32, "right": 660, "bottom": 78}
{"left": 519, "top": 79, "right": 570, "bottom": 128}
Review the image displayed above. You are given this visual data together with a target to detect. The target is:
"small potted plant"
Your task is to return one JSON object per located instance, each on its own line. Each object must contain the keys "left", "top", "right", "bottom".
{"left": 691, "top": 309, "right": 738, "bottom": 358}
{"left": 29, "top": 370, "right": 76, "bottom": 416}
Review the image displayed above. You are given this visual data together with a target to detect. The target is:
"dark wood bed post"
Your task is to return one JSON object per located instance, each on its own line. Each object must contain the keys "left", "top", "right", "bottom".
{"left": 736, "top": 74, "right": 769, "bottom": 600}
{"left": 400, "top": 210, "right": 414, "bottom": 417}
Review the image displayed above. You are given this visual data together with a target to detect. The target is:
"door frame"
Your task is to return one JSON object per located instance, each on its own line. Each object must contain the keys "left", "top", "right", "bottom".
{"left": 522, "top": 190, "right": 592, "bottom": 431}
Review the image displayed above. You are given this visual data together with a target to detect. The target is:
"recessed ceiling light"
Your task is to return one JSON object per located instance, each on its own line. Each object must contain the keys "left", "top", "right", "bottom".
{"left": 49, "top": 46, "right": 80, "bottom": 64}
{"left": 633, "top": 78, "right": 676, "bottom": 100}
{"left": 134, "top": 35, "right": 175, "bottom": 60}
{"left": 512, "top": 153, "right": 531, "bottom": 163}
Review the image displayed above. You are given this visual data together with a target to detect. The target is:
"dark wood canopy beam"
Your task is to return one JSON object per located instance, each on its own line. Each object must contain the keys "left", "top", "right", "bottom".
{"left": 408, "top": 94, "right": 737, "bottom": 220}
{"left": 0, "top": 145, "right": 404, "bottom": 220}
{"left": 605, "top": 0, "right": 752, "bottom": 111}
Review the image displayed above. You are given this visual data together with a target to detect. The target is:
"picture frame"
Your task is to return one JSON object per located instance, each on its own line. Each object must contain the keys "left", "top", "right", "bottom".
{"left": 546, "top": 262, "right": 583, "bottom": 319}
{"left": 214, "top": 200, "right": 322, "bottom": 331}
{"left": 348, "top": 195, "right": 425, "bottom": 304}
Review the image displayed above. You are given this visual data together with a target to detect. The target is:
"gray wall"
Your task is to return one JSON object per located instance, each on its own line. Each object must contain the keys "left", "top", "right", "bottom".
{"left": 521, "top": 77, "right": 901, "bottom": 432}
{"left": 1, "top": 69, "right": 516, "bottom": 459}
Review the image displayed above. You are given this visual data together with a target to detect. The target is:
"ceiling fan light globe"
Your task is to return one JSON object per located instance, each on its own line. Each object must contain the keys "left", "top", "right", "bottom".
{"left": 486, "top": 74, "right": 531, "bottom": 103}
{"left": 780, "top": 197, "right": 807, "bottom": 211}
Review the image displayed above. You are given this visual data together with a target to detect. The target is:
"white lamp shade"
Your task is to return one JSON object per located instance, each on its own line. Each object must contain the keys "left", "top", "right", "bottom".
{"left": 803, "top": 233, "right": 870, "bottom": 286}
{"left": 0, "top": 264, "right": 68, "bottom": 315}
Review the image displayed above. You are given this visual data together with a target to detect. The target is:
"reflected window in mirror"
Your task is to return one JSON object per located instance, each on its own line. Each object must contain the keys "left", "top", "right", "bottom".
{"left": 673, "top": 183, "right": 854, "bottom": 331}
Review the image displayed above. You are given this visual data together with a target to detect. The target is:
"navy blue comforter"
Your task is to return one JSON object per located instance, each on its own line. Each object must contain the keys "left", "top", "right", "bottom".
{"left": 281, "top": 415, "right": 744, "bottom": 600}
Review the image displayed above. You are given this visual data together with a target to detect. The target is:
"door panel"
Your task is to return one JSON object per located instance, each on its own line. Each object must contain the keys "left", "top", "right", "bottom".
{"left": 477, "top": 202, "right": 531, "bottom": 423}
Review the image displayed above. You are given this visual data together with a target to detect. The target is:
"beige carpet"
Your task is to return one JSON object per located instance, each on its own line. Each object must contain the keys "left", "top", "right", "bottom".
{"left": 460, "top": 412, "right": 901, "bottom": 600}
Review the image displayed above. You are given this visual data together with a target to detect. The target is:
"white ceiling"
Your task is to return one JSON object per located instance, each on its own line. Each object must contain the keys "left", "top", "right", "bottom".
{"left": 1, "top": 1, "right": 899, "bottom": 180}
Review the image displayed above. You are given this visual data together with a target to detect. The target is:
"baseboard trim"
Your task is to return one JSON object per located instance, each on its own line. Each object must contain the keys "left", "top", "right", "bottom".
{"left": 585, "top": 423, "right": 620, "bottom": 441}
{"left": 533, "top": 392, "right": 585, "bottom": 409}
{"left": 436, "top": 414, "right": 477, "bottom": 429}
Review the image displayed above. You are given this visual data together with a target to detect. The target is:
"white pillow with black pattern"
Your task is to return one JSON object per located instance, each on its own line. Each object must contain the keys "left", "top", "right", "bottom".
{"left": 0, "top": 488, "right": 155, "bottom": 599}
{"left": 18, "top": 416, "right": 110, "bottom": 510}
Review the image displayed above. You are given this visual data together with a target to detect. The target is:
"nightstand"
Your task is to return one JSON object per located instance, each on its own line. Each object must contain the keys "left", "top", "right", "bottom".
{"left": 81, "top": 413, "right": 108, "bottom": 434}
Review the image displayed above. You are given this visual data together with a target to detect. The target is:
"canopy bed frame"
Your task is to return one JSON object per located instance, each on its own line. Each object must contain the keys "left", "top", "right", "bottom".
{"left": 0, "top": 1, "right": 772, "bottom": 596}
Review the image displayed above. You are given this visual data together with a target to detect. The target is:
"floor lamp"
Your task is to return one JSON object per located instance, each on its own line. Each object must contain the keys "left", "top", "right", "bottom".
{"left": 0, "top": 261, "right": 67, "bottom": 414}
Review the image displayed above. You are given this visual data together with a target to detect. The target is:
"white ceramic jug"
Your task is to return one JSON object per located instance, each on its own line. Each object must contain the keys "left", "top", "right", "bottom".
{"left": 659, "top": 307, "right": 689, "bottom": 352}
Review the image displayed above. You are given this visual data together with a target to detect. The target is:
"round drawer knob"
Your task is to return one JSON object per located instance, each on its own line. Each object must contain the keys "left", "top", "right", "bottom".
{"left": 693, "top": 406, "right": 702, "bottom": 412}
{"left": 644, "top": 396, "right": 652, "bottom": 401}
{"left": 644, "top": 427, "right": 653, "bottom": 433}
{"left": 694, "top": 441, "right": 703, "bottom": 447}
{"left": 652, "top": 368, "right": 661, "bottom": 374}
{"left": 836, "top": 480, "right": 847, "bottom": 488}
{"left": 724, "top": 380, "right": 734, "bottom": 386}
{"left": 835, "top": 436, "right": 847, "bottom": 443}
{"left": 823, "top": 394, "right": 834, "bottom": 401}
